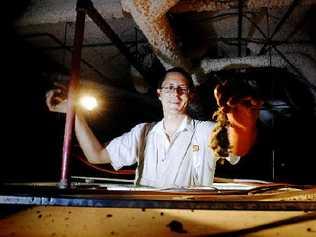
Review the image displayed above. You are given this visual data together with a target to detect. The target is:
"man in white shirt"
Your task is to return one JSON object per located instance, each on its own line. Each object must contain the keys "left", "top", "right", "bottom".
{"left": 46, "top": 67, "right": 259, "bottom": 188}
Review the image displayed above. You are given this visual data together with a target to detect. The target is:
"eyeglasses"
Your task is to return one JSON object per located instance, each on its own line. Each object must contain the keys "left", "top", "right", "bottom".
{"left": 160, "top": 85, "right": 190, "bottom": 95}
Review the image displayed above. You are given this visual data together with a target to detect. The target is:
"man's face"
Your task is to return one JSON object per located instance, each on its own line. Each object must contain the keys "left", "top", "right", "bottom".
{"left": 157, "top": 72, "right": 191, "bottom": 115}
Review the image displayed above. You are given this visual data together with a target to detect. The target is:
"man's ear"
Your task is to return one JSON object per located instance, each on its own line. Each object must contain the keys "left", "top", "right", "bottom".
{"left": 157, "top": 89, "right": 161, "bottom": 100}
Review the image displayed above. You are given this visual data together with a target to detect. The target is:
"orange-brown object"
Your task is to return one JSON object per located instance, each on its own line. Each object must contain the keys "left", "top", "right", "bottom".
{"left": 210, "top": 81, "right": 263, "bottom": 158}
{"left": 226, "top": 101, "right": 261, "bottom": 156}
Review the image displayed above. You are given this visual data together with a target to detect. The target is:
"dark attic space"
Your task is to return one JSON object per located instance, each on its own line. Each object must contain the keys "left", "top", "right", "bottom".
{"left": 0, "top": 0, "right": 316, "bottom": 186}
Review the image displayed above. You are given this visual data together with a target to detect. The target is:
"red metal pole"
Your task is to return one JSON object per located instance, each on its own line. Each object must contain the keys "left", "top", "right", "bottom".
{"left": 59, "top": 0, "right": 86, "bottom": 188}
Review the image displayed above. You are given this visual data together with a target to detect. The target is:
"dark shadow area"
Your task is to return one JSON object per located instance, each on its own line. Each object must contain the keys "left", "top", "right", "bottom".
{"left": 0, "top": 2, "right": 66, "bottom": 182}
{"left": 0, "top": 205, "right": 31, "bottom": 219}
{"left": 168, "top": 11, "right": 219, "bottom": 63}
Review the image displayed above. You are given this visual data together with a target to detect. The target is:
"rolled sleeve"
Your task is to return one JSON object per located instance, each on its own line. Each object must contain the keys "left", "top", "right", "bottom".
{"left": 106, "top": 123, "right": 147, "bottom": 170}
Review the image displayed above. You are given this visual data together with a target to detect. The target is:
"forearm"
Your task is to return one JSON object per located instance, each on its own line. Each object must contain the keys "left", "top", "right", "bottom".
{"left": 75, "top": 112, "right": 111, "bottom": 164}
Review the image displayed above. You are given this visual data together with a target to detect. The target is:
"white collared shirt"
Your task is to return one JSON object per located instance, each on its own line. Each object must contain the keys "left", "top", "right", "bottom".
{"left": 106, "top": 116, "right": 239, "bottom": 188}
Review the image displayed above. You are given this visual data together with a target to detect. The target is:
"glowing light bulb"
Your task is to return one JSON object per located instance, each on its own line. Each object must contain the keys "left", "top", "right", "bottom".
{"left": 79, "top": 95, "right": 98, "bottom": 111}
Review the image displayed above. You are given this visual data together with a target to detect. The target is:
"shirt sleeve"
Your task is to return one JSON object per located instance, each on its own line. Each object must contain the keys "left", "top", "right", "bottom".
{"left": 106, "top": 123, "right": 147, "bottom": 170}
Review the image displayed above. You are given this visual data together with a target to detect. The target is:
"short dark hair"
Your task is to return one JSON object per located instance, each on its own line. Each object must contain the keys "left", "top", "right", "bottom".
{"left": 157, "top": 67, "right": 194, "bottom": 89}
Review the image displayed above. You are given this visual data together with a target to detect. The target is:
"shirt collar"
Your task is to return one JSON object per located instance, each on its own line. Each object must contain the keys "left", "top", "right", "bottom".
{"left": 151, "top": 115, "right": 194, "bottom": 134}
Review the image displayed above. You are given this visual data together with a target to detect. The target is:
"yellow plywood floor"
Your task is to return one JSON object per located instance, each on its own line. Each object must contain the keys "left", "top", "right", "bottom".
{"left": 0, "top": 206, "right": 315, "bottom": 237}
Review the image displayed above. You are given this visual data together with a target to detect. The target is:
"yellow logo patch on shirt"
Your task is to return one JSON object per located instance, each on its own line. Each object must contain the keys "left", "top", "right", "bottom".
{"left": 192, "top": 145, "right": 199, "bottom": 152}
